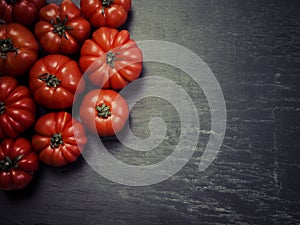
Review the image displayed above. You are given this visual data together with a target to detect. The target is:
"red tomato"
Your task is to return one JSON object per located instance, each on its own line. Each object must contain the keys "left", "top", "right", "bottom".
{"left": 80, "top": 89, "right": 129, "bottom": 137}
{"left": 0, "top": 76, "right": 36, "bottom": 139}
{"left": 29, "top": 54, "right": 85, "bottom": 110}
{"left": 0, "top": 23, "right": 39, "bottom": 77}
{"left": 79, "top": 27, "right": 143, "bottom": 90}
{"left": 0, "top": 137, "right": 39, "bottom": 191}
{"left": 32, "top": 111, "right": 87, "bottom": 167}
{"left": 34, "top": 0, "right": 91, "bottom": 55}
{"left": 0, "top": 0, "right": 46, "bottom": 26}
{"left": 80, "top": 0, "right": 131, "bottom": 28}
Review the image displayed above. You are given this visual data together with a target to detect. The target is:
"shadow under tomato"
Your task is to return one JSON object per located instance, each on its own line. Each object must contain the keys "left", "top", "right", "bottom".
{"left": 119, "top": 10, "right": 134, "bottom": 32}
{"left": 2, "top": 164, "right": 45, "bottom": 199}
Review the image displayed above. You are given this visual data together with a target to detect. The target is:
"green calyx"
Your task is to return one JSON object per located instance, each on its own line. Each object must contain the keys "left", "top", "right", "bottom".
{"left": 106, "top": 50, "right": 123, "bottom": 68}
{"left": 101, "top": 0, "right": 114, "bottom": 15}
{"left": 50, "top": 133, "right": 64, "bottom": 149}
{"left": 51, "top": 16, "right": 73, "bottom": 39}
{"left": 0, "top": 102, "right": 5, "bottom": 115}
{"left": 38, "top": 73, "right": 61, "bottom": 88}
{"left": 96, "top": 103, "right": 111, "bottom": 118}
{"left": 0, "top": 155, "right": 24, "bottom": 172}
{"left": 0, "top": 38, "right": 19, "bottom": 59}
{"left": 102, "top": 0, "right": 114, "bottom": 7}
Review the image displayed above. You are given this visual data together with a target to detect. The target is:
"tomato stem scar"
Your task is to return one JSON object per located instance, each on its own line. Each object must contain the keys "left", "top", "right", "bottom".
{"left": 38, "top": 73, "right": 61, "bottom": 88}
{"left": 0, "top": 38, "right": 19, "bottom": 59}
{"left": 96, "top": 103, "right": 111, "bottom": 118}
{"left": 0, "top": 155, "right": 24, "bottom": 172}
{"left": 51, "top": 16, "right": 73, "bottom": 39}
{"left": 101, "top": 0, "right": 114, "bottom": 16}
{"left": 50, "top": 133, "right": 64, "bottom": 149}
{"left": 106, "top": 50, "right": 123, "bottom": 68}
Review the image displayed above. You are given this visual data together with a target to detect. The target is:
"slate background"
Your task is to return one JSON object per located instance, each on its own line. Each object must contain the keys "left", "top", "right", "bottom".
{"left": 0, "top": 0, "right": 300, "bottom": 224}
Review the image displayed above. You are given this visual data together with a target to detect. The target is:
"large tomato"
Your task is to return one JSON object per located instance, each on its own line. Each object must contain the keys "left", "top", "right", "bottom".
{"left": 0, "top": 137, "right": 39, "bottom": 191}
{"left": 80, "top": 89, "right": 129, "bottom": 137}
{"left": 34, "top": 0, "right": 91, "bottom": 55}
{"left": 32, "top": 111, "right": 87, "bottom": 167}
{"left": 80, "top": 0, "right": 131, "bottom": 28}
{"left": 0, "top": 23, "right": 39, "bottom": 77}
{"left": 0, "top": 0, "right": 46, "bottom": 27}
{"left": 29, "top": 54, "right": 85, "bottom": 110}
{"left": 79, "top": 27, "right": 143, "bottom": 90}
{"left": 0, "top": 76, "right": 36, "bottom": 139}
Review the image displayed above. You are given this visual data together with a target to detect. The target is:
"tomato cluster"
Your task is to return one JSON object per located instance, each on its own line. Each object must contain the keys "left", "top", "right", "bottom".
{"left": 0, "top": 0, "right": 142, "bottom": 190}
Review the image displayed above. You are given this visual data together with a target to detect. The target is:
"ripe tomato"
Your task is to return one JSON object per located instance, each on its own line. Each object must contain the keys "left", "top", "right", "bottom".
{"left": 0, "top": 0, "right": 46, "bottom": 27}
{"left": 32, "top": 111, "right": 87, "bottom": 167}
{"left": 34, "top": 0, "right": 91, "bottom": 55}
{"left": 79, "top": 27, "right": 143, "bottom": 90}
{"left": 29, "top": 54, "right": 85, "bottom": 110}
{"left": 0, "top": 137, "right": 39, "bottom": 191}
{"left": 80, "top": 0, "right": 131, "bottom": 28}
{"left": 0, "top": 76, "right": 36, "bottom": 139}
{"left": 0, "top": 23, "right": 39, "bottom": 77}
{"left": 80, "top": 89, "right": 129, "bottom": 137}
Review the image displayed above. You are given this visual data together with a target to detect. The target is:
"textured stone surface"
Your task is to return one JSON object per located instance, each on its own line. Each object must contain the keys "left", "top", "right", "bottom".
{"left": 0, "top": 0, "right": 300, "bottom": 224}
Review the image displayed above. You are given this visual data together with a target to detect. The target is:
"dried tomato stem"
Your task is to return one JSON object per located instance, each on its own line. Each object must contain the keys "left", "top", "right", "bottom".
{"left": 38, "top": 73, "right": 61, "bottom": 87}
{"left": 96, "top": 103, "right": 111, "bottom": 118}
{"left": 50, "top": 133, "right": 64, "bottom": 149}
{"left": 102, "top": 0, "right": 114, "bottom": 7}
{"left": 0, "top": 102, "right": 5, "bottom": 115}
{"left": 0, "top": 155, "right": 24, "bottom": 172}
{"left": 106, "top": 50, "right": 123, "bottom": 68}
{"left": 51, "top": 16, "right": 73, "bottom": 39}
{"left": 101, "top": 0, "right": 114, "bottom": 15}
{"left": 0, "top": 38, "right": 19, "bottom": 59}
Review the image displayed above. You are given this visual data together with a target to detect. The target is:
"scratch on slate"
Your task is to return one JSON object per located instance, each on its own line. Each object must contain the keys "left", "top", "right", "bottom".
{"left": 200, "top": 129, "right": 221, "bottom": 138}
{"left": 272, "top": 113, "right": 282, "bottom": 195}
{"left": 272, "top": 73, "right": 282, "bottom": 194}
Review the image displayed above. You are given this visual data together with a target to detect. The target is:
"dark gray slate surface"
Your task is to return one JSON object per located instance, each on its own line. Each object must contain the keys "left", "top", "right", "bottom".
{"left": 0, "top": 0, "right": 300, "bottom": 224}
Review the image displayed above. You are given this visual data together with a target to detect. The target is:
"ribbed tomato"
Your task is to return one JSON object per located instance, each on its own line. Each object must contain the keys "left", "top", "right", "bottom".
{"left": 34, "top": 0, "right": 91, "bottom": 55}
{"left": 0, "top": 76, "right": 36, "bottom": 139}
{"left": 0, "top": 23, "right": 38, "bottom": 77}
{"left": 80, "top": 0, "right": 131, "bottom": 28}
{"left": 79, "top": 27, "right": 143, "bottom": 90}
{"left": 29, "top": 54, "right": 85, "bottom": 110}
{"left": 0, "top": 0, "right": 46, "bottom": 26}
{"left": 80, "top": 89, "right": 129, "bottom": 137}
{"left": 0, "top": 137, "right": 39, "bottom": 191}
{"left": 32, "top": 111, "right": 87, "bottom": 167}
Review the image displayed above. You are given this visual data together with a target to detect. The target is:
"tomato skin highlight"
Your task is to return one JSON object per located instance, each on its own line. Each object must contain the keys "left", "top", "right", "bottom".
{"left": 80, "top": 89, "right": 129, "bottom": 137}
{"left": 32, "top": 111, "right": 87, "bottom": 167}
{"left": 35, "top": 0, "right": 91, "bottom": 55}
{"left": 0, "top": 0, "right": 46, "bottom": 26}
{"left": 0, "top": 76, "right": 36, "bottom": 140}
{"left": 79, "top": 27, "right": 143, "bottom": 90}
{"left": 0, "top": 137, "right": 39, "bottom": 191}
{"left": 29, "top": 54, "right": 85, "bottom": 110}
{"left": 0, "top": 23, "right": 39, "bottom": 77}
